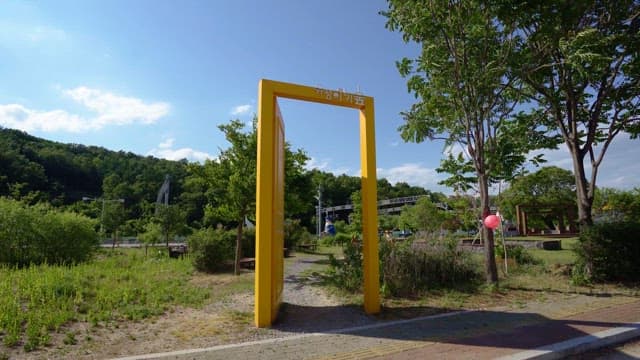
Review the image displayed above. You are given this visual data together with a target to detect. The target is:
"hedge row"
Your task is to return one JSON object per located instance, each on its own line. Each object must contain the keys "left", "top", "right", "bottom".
{"left": 0, "top": 198, "right": 98, "bottom": 266}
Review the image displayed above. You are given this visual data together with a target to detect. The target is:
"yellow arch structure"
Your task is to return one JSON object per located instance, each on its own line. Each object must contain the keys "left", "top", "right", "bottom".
{"left": 255, "top": 79, "right": 380, "bottom": 327}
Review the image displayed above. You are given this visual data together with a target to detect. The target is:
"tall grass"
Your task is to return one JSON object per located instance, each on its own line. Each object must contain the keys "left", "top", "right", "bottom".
{"left": 0, "top": 249, "right": 209, "bottom": 351}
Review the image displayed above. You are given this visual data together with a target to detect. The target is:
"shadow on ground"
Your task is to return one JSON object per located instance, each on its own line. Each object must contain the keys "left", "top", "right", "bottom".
{"left": 272, "top": 299, "right": 640, "bottom": 354}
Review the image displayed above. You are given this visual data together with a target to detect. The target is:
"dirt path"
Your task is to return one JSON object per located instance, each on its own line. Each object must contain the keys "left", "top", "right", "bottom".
{"left": 273, "top": 252, "right": 376, "bottom": 333}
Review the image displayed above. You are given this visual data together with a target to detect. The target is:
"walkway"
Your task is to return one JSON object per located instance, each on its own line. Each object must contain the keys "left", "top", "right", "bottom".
{"left": 115, "top": 295, "right": 640, "bottom": 359}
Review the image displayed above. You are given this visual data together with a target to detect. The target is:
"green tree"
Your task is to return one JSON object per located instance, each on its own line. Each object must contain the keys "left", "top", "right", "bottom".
{"left": 383, "top": 0, "right": 545, "bottom": 284}
{"left": 447, "top": 194, "right": 480, "bottom": 234}
{"left": 498, "top": 166, "right": 576, "bottom": 230}
{"left": 500, "top": 0, "right": 640, "bottom": 226}
{"left": 101, "top": 200, "right": 126, "bottom": 247}
{"left": 138, "top": 222, "right": 162, "bottom": 256}
{"left": 593, "top": 187, "right": 640, "bottom": 222}
{"left": 378, "top": 214, "right": 398, "bottom": 231}
{"left": 205, "top": 119, "right": 258, "bottom": 275}
{"left": 154, "top": 204, "right": 185, "bottom": 247}
{"left": 398, "top": 197, "right": 446, "bottom": 236}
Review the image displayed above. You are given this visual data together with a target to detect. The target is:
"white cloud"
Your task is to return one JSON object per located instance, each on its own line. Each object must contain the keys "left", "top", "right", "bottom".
{"left": 0, "top": 87, "right": 170, "bottom": 133}
{"left": 63, "top": 87, "right": 169, "bottom": 127}
{"left": 304, "top": 157, "right": 354, "bottom": 176}
{"left": 305, "top": 157, "right": 330, "bottom": 171}
{"left": 377, "top": 163, "right": 448, "bottom": 193}
{"left": 158, "top": 138, "right": 175, "bottom": 149}
{"left": 230, "top": 104, "right": 252, "bottom": 116}
{"left": 147, "top": 138, "right": 214, "bottom": 163}
{"left": 527, "top": 135, "right": 640, "bottom": 189}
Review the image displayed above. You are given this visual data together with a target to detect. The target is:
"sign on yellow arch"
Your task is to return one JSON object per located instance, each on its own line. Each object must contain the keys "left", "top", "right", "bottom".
{"left": 255, "top": 79, "right": 380, "bottom": 327}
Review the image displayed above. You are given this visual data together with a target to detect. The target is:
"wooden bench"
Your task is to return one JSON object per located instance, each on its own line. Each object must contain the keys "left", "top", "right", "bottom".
{"left": 239, "top": 257, "right": 255, "bottom": 269}
{"left": 168, "top": 245, "right": 188, "bottom": 259}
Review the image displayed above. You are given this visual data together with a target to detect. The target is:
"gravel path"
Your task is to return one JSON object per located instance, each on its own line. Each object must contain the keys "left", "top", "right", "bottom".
{"left": 272, "top": 251, "right": 377, "bottom": 333}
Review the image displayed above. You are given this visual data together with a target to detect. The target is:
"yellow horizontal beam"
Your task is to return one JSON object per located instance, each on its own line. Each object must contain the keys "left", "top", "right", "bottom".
{"left": 261, "top": 79, "right": 371, "bottom": 110}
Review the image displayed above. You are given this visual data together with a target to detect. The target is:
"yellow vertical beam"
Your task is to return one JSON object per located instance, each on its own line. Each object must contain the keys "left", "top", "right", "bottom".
{"left": 360, "top": 99, "right": 380, "bottom": 314}
{"left": 271, "top": 101, "right": 285, "bottom": 321}
{"left": 255, "top": 80, "right": 275, "bottom": 327}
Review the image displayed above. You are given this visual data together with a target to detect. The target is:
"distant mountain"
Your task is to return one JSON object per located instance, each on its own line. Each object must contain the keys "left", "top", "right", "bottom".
{"left": 0, "top": 127, "right": 188, "bottom": 210}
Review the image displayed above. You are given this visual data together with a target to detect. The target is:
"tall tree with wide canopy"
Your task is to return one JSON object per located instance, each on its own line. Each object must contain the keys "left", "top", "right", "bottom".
{"left": 500, "top": 0, "right": 640, "bottom": 226}
{"left": 498, "top": 166, "right": 576, "bottom": 230}
{"left": 383, "top": 0, "right": 545, "bottom": 284}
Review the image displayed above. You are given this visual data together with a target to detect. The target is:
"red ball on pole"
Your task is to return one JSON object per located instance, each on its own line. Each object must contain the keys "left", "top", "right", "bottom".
{"left": 484, "top": 214, "right": 500, "bottom": 229}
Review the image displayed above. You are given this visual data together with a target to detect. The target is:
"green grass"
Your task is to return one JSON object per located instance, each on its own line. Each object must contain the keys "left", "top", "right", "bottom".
{"left": 0, "top": 248, "right": 210, "bottom": 351}
{"left": 529, "top": 238, "right": 578, "bottom": 266}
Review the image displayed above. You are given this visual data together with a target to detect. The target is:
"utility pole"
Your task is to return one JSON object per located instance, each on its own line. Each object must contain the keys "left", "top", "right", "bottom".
{"left": 83, "top": 196, "right": 125, "bottom": 239}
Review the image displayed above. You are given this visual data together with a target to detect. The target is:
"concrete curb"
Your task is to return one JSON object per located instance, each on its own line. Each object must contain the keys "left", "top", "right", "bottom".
{"left": 498, "top": 322, "right": 640, "bottom": 360}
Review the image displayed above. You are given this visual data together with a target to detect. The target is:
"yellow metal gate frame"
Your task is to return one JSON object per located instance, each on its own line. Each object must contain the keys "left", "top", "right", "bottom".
{"left": 255, "top": 79, "right": 379, "bottom": 327}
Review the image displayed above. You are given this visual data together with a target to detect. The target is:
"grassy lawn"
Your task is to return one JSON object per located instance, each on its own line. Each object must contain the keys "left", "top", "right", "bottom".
{"left": 528, "top": 238, "right": 578, "bottom": 266}
{"left": 3, "top": 239, "right": 637, "bottom": 356}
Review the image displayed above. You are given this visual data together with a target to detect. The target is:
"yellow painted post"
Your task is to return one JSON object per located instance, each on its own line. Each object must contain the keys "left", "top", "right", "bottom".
{"left": 271, "top": 101, "right": 285, "bottom": 320}
{"left": 360, "top": 100, "right": 380, "bottom": 314}
{"left": 255, "top": 79, "right": 380, "bottom": 327}
{"left": 255, "top": 80, "right": 276, "bottom": 327}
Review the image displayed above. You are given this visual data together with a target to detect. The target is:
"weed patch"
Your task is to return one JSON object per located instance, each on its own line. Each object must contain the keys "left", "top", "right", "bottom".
{"left": 0, "top": 249, "right": 209, "bottom": 351}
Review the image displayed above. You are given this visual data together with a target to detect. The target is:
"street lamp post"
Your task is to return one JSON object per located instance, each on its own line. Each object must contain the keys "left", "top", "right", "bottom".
{"left": 314, "top": 186, "right": 322, "bottom": 238}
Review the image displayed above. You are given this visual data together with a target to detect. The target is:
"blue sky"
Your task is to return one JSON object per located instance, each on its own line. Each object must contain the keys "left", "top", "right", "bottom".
{"left": 1, "top": 0, "right": 638, "bottom": 194}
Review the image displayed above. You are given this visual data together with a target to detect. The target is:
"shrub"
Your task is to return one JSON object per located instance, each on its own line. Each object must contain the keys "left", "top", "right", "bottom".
{"left": 327, "top": 239, "right": 363, "bottom": 291}
{"left": 284, "top": 219, "right": 309, "bottom": 250}
{"left": 188, "top": 227, "right": 235, "bottom": 272}
{"left": 573, "top": 221, "right": 640, "bottom": 283}
{"left": 380, "top": 238, "right": 481, "bottom": 296}
{"left": 494, "top": 244, "right": 541, "bottom": 266}
{"left": 333, "top": 233, "right": 351, "bottom": 246}
{"left": 241, "top": 227, "right": 256, "bottom": 258}
{"left": 0, "top": 198, "right": 98, "bottom": 266}
{"left": 327, "top": 235, "right": 481, "bottom": 296}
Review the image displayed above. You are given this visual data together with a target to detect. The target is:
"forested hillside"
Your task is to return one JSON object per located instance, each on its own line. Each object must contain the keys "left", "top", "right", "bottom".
{"left": 0, "top": 127, "right": 441, "bottom": 235}
{"left": 0, "top": 127, "right": 189, "bottom": 227}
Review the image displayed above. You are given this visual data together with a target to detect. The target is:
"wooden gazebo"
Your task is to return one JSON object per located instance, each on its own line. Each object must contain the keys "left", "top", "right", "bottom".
{"left": 515, "top": 204, "right": 577, "bottom": 236}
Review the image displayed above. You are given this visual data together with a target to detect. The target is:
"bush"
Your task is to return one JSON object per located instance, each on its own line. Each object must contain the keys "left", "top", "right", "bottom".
{"left": 0, "top": 198, "right": 98, "bottom": 266}
{"left": 241, "top": 227, "right": 256, "bottom": 258}
{"left": 380, "top": 238, "right": 481, "bottom": 296}
{"left": 573, "top": 221, "right": 640, "bottom": 283}
{"left": 284, "top": 219, "right": 309, "bottom": 250}
{"left": 188, "top": 227, "right": 235, "bottom": 273}
{"left": 327, "top": 239, "right": 363, "bottom": 291}
{"left": 494, "top": 244, "right": 541, "bottom": 266}
{"left": 327, "top": 235, "right": 481, "bottom": 296}
{"left": 320, "top": 232, "right": 352, "bottom": 247}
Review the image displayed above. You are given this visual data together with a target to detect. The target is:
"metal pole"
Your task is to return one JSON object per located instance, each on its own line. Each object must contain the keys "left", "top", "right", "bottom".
{"left": 316, "top": 186, "right": 322, "bottom": 238}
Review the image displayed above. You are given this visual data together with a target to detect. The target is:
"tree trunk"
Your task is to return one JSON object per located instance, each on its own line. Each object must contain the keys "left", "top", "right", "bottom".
{"left": 569, "top": 147, "right": 594, "bottom": 228}
{"left": 233, "top": 221, "right": 244, "bottom": 276}
{"left": 478, "top": 175, "right": 498, "bottom": 285}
